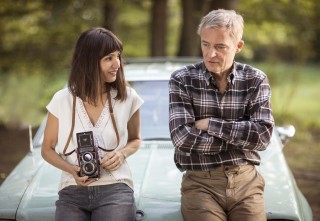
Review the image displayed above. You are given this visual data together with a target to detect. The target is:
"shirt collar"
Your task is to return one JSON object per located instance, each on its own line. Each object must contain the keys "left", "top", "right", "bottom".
{"left": 202, "top": 61, "right": 237, "bottom": 86}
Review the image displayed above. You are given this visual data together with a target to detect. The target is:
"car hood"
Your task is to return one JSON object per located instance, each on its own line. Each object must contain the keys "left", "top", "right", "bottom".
{"left": 0, "top": 141, "right": 312, "bottom": 221}
{"left": 130, "top": 141, "right": 312, "bottom": 221}
{"left": 0, "top": 148, "right": 58, "bottom": 220}
{"left": 259, "top": 142, "right": 312, "bottom": 221}
{"left": 128, "top": 141, "right": 184, "bottom": 221}
{"left": 129, "top": 141, "right": 312, "bottom": 221}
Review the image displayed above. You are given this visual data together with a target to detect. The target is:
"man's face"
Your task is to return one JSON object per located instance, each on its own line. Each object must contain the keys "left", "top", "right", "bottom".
{"left": 200, "top": 26, "right": 243, "bottom": 76}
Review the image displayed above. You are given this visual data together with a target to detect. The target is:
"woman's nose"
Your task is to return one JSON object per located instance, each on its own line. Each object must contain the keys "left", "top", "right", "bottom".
{"left": 112, "top": 59, "right": 120, "bottom": 68}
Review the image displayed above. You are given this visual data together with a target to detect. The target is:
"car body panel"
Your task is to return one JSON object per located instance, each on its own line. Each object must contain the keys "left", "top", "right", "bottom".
{"left": 259, "top": 140, "right": 310, "bottom": 221}
{"left": 0, "top": 136, "right": 312, "bottom": 221}
{"left": 0, "top": 151, "right": 44, "bottom": 219}
{"left": 0, "top": 58, "right": 313, "bottom": 221}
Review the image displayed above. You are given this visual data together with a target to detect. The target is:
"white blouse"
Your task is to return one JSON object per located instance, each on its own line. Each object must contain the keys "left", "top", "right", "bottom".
{"left": 46, "top": 87, "right": 144, "bottom": 191}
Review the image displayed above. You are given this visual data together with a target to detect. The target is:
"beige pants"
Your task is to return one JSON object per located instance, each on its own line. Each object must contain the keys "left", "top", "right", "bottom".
{"left": 181, "top": 165, "right": 266, "bottom": 221}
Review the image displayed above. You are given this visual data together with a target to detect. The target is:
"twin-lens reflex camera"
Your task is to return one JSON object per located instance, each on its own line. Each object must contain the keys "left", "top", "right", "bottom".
{"left": 76, "top": 131, "right": 100, "bottom": 179}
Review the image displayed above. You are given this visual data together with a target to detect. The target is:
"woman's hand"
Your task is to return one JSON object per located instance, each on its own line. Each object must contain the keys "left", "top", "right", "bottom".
{"left": 100, "top": 109, "right": 142, "bottom": 172}
{"left": 100, "top": 150, "right": 125, "bottom": 171}
{"left": 70, "top": 165, "right": 97, "bottom": 186}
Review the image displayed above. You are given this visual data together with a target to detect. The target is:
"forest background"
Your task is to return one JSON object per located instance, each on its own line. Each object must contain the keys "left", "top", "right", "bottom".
{"left": 0, "top": 0, "right": 319, "bottom": 220}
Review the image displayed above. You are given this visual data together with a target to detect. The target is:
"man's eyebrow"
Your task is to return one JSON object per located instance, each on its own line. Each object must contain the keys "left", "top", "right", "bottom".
{"left": 215, "top": 43, "right": 227, "bottom": 46}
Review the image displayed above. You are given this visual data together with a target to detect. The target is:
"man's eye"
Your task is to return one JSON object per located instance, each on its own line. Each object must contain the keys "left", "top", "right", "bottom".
{"left": 202, "top": 43, "right": 209, "bottom": 47}
{"left": 216, "top": 45, "right": 227, "bottom": 50}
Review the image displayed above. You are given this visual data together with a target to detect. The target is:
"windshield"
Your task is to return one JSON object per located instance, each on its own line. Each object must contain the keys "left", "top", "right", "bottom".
{"left": 128, "top": 80, "right": 280, "bottom": 157}
{"left": 129, "top": 80, "right": 170, "bottom": 140}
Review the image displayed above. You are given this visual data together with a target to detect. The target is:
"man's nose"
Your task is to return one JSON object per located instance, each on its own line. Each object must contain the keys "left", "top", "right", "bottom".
{"left": 207, "top": 47, "right": 217, "bottom": 58}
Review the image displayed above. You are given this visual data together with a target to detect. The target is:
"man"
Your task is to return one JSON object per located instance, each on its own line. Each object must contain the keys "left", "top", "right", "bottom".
{"left": 169, "top": 9, "right": 274, "bottom": 221}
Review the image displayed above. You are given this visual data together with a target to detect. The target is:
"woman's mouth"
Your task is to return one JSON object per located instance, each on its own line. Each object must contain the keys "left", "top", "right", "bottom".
{"left": 109, "top": 70, "right": 118, "bottom": 75}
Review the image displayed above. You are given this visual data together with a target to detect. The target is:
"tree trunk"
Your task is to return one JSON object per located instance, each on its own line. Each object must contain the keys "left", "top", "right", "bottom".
{"left": 312, "top": 3, "right": 320, "bottom": 62}
{"left": 208, "top": 0, "right": 237, "bottom": 11}
{"left": 177, "top": 0, "right": 237, "bottom": 57}
{"left": 102, "top": 1, "right": 119, "bottom": 32}
{"left": 177, "top": 0, "right": 198, "bottom": 56}
{"left": 150, "top": 0, "right": 168, "bottom": 57}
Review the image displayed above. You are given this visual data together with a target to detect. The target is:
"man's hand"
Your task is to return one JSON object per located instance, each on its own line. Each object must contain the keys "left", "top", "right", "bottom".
{"left": 195, "top": 118, "right": 210, "bottom": 131}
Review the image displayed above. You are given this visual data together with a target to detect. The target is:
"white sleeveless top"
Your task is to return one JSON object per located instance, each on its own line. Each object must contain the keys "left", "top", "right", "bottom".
{"left": 46, "top": 87, "right": 144, "bottom": 191}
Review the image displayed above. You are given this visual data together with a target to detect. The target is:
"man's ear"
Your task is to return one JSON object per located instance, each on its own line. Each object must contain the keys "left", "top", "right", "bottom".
{"left": 236, "top": 40, "right": 244, "bottom": 53}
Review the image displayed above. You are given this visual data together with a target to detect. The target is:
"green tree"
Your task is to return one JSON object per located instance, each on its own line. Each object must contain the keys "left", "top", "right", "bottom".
{"left": 237, "top": 0, "right": 318, "bottom": 62}
{"left": 0, "top": 0, "right": 103, "bottom": 75}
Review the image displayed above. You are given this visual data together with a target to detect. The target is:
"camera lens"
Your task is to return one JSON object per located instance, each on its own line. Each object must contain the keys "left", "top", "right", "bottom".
{"left": 82, "top": 153, "right": 93, "bottom": 162}
{"left": 83, "top": 162, "right": 96, "bottom": 175}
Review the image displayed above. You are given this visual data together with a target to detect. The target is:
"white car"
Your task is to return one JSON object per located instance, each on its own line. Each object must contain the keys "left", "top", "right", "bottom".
{"left": 0, "top": 58, "right": 313, "bottom": 221}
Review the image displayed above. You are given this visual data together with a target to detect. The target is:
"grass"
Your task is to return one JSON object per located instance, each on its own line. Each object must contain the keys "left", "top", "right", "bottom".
{"left": 254, "top": 62, "right": 320, "bottom": 129}
{"left": 252, "top": 62, "right": 320, "bottom": 171}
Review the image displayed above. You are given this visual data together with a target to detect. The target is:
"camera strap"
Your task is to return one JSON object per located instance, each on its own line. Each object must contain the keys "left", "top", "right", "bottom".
{"left": 63, "top": 94, "right": 76, "bottom": 156}
{"left": 98, "top": 89, "right": 120, "bottom": 152}
{"left": 63, "top": 90, "right": 120, "bottom": 156}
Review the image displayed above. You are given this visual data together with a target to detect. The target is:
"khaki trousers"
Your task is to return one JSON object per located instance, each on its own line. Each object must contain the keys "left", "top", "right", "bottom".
{"left": 181, "top": 164, "right": 266, "bottom": 221}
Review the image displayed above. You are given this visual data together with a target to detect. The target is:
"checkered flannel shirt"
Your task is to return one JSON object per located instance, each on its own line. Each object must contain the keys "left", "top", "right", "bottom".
{"left": 169, "top": 61, "right": 274, "bottom": 171}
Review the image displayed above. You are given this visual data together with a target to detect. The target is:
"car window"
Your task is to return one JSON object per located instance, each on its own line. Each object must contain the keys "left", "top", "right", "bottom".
{"left": 129, "top": 80, "right": 170, "bottom": 140}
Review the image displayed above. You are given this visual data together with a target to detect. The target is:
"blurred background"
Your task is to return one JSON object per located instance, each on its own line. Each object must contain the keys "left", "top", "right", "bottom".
{"left": 0, "top": 0, "right": 319, "bottom": 219}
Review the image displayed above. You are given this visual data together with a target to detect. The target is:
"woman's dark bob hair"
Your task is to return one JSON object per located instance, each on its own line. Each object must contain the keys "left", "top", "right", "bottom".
{"left": 68, "top": 27, "right": 127, "bottom": 105}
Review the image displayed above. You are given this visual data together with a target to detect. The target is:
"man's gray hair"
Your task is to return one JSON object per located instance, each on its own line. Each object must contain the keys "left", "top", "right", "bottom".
{"left": 197, "top": 9, "right": 244, "bottom": 41}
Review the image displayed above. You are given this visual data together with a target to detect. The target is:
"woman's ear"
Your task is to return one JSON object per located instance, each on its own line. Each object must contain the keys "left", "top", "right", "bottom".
{"left": 236, "top": 40, "right": 244, "bottom": 53}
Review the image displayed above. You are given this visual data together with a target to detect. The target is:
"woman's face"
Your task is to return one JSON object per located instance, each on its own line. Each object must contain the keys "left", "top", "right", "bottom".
{"left": 100, "top": 51, "right": 121, "bottom": 83}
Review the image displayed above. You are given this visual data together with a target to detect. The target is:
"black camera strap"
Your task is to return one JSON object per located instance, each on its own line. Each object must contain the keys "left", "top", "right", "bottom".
{"left": 63, "top": 89, "right": 120, "bottom": 156}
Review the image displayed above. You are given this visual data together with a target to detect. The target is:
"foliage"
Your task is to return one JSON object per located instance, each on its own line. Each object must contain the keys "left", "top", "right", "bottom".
{"left": 0, "top": 0, "right": 319, "bottom": 75}
{"left": 237, "top": 0, "right": 318, "bottom": 62}
{"left": 0, "top": 0, "right": 319, "bottom": 127}
{"left": 0, "top": 0, "right": 103, "bottom": 75}
{"left": 117, "top": 1, "right": 151, "bottom": 57}
{"left": 0, "top": 71, "right": 66, "bottom": 126}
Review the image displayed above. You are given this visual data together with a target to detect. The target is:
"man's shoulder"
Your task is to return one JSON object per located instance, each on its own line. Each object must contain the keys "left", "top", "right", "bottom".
{"left": 235, "top": 62, "right": 267, "bottom": 80}
{"left": 171, "top": 61, "right": 203, "bottom": 79}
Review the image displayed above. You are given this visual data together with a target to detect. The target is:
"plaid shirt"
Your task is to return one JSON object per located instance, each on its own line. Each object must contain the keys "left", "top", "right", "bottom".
{"left": 169, "top": 61, "right": 274, "bottom": 171}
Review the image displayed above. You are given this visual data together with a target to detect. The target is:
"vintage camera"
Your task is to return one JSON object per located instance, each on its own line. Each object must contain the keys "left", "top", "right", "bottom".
{"left": 76, "top": 131, "right": 100, "bottom": 179}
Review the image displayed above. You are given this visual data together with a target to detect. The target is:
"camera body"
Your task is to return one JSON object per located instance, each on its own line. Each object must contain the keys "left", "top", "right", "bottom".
{"left": 76, "top": 131, "right": 100, "bottom": 179}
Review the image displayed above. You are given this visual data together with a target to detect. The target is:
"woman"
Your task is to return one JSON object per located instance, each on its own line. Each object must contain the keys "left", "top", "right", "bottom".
{"left": 41, "top": 27, "right": 143, "bottom": 221}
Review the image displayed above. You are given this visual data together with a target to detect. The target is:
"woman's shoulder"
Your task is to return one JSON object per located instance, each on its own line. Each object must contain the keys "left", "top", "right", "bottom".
{"left": 46, "top": 88, "right": 73, "bottom": 116}
{"left": 125, "top": 86, "right": 138, "bottom": 97}
{"left": 51, "top": 87, "right": 72, "bottom": 101}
